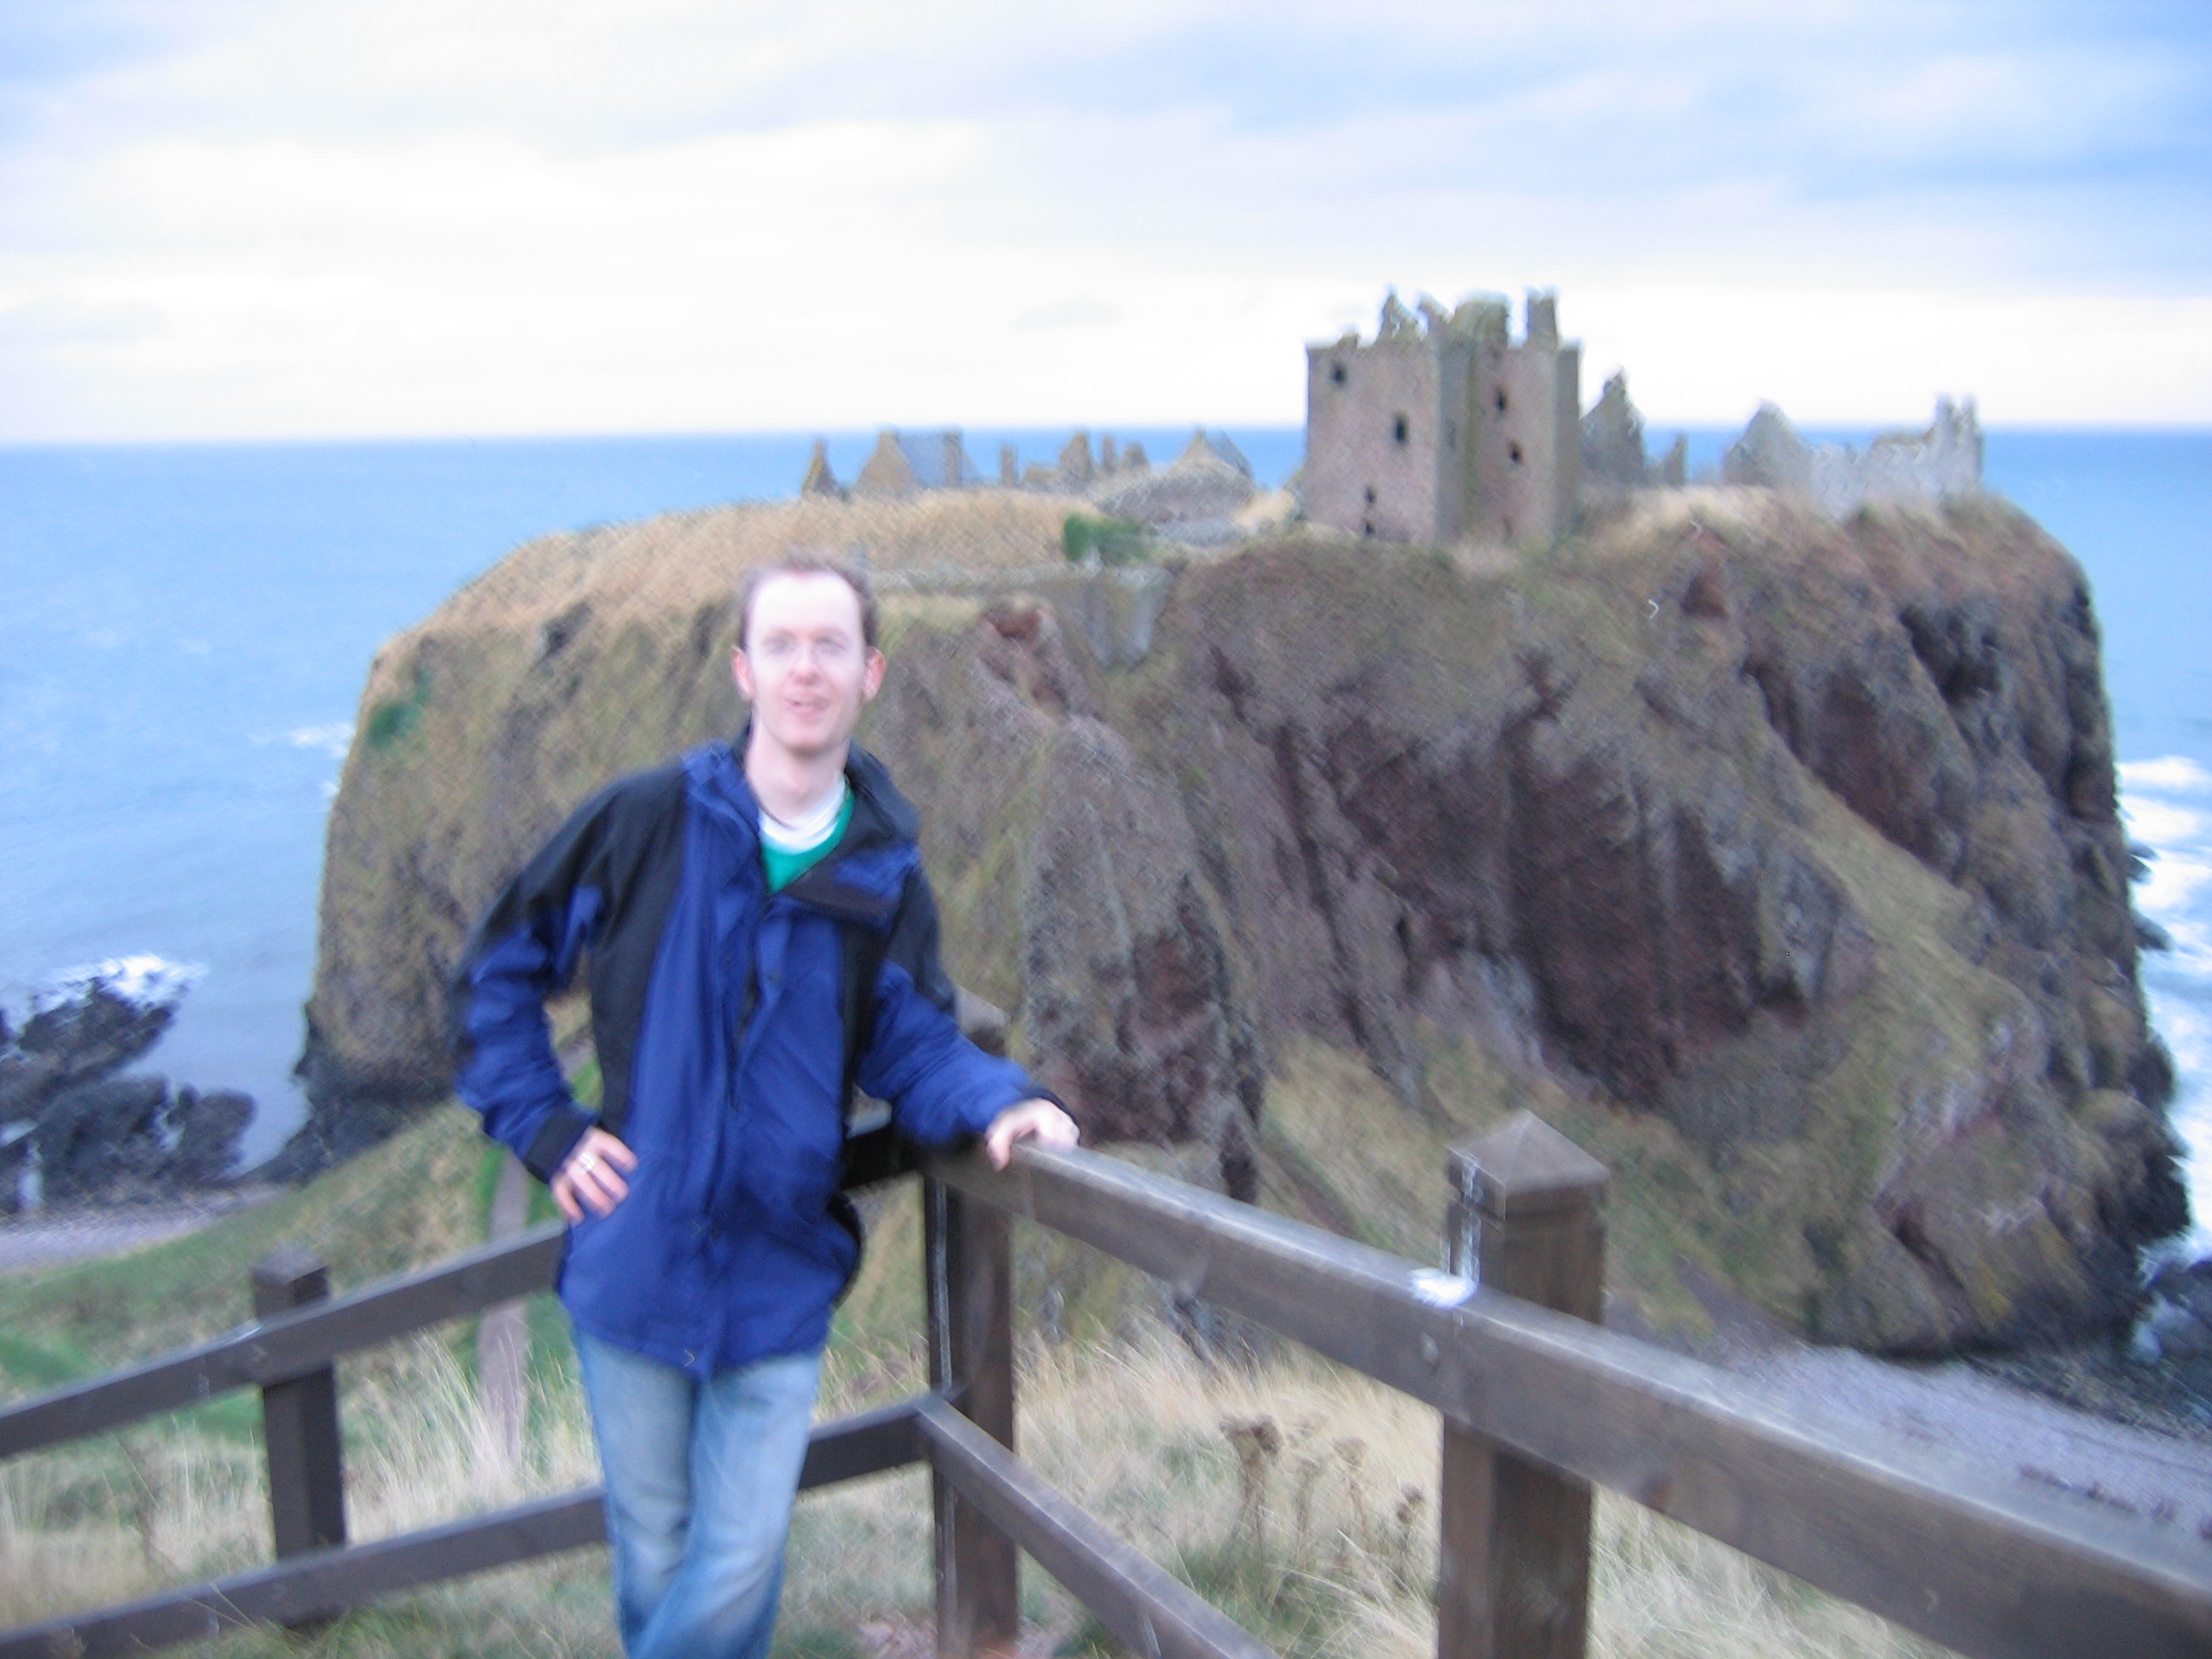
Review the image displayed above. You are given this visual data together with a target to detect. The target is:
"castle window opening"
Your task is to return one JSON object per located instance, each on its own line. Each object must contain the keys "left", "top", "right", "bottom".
{"left": 1509, "top": 442, "right": 1523, "bottom": 465}
{"left": 1393, "top": 415, "right": 1410, "bottom": 445}
{"left": 1330, "top": 363, "right": 1348, "bottom": 385}
{"left": 1364, "top": 486, "right": 1377, "bottom": 505}
{"left": 1495, "top": 389, "right": 1508, "bottom": 412}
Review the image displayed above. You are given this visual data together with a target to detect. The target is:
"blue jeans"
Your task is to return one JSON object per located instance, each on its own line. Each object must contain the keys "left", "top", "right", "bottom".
{"left": 574, "top": 1330, "right": 824, "bottom": 1659}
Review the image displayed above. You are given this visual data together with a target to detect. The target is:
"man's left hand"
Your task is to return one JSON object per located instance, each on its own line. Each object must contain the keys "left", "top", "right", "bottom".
{"left": 983, "top": 1098, "right": 1079, "bottom": 1169}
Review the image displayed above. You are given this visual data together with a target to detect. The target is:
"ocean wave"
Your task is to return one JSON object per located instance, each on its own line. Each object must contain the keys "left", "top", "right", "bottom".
{"left": 2127, "top": 754, "right": 2212, "bottom": 1248}
{"left": 26, "top": 954, "right": 204, "bottom": 1016}
{"left": 2124, "top": 797, "right": 2206, "bottom": 850}
{"left": 2121, "top": 758, "right": 2212, "bottom": 928}
{"left": 2152, "top": 992, "right": 2212, "bottom": 1246}
{"left": 2136, "top": 851, "right": 2212, "bottom": 924}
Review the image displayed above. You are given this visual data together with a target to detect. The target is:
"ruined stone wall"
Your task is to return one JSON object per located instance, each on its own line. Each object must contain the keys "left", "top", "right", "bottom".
{"left": 1848, "top": 397, "right": 1982, "bottom": 510}
{"left": 1727, "top": 399, "right": 1984, "bottom": 518}
{"left": 1473, "top": 336, "right": 1580, "bottom": 544}
{"left": 1302, "top": 335, "right": 1470, "bottom": 544}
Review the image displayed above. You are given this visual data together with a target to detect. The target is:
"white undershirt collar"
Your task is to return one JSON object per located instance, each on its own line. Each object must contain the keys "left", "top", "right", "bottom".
{"left": 758, "top": 776, "right": 848, "bottom": 854}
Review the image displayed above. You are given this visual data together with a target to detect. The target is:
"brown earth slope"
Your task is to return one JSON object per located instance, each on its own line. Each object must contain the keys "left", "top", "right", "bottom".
{"left": 283, "top": 486, "right": 2185, "bottom": 1355}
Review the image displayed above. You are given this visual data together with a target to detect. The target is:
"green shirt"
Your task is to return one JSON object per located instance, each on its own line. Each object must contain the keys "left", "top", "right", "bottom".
{"left": 760, "top": 790, "right": 854, "bottom": 892}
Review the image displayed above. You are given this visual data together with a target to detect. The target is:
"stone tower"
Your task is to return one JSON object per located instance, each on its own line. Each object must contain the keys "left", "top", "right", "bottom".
{"left": 1304, "top": 288, "right": 1581, "bottom": 546}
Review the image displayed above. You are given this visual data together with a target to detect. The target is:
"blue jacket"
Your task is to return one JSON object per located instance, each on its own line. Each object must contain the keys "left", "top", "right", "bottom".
{"left": 450, "top": 738, "right": 1043, "bottom": 1374}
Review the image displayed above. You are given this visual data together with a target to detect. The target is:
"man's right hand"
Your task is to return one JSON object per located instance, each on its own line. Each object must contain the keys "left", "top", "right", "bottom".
{"left": 552, "top": 1128, "right": 637, "bottom": 1223}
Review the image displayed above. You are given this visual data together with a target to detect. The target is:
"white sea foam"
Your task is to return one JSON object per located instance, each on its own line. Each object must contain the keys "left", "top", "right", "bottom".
{"left": 26, "top": 954, "right": 204, "bottom": 1017}
{"left": 2138, "top": 852, "right": 2212, "bottom": 921}
{"left": 2125, "top": 755, "right": 2212, "bottom": 1249}
{"left": 2152, "top": 992, "right": 2212, "bottom": 1252}
{"left": 2119, "top": 755, "right": 2212, "bottom": 795}
{"left": 2122, "top": 763, "right": 2212, "bottom": 923}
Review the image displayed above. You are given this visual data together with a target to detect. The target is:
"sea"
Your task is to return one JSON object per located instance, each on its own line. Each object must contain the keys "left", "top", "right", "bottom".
{"left": 1, "top": 425, "right": 2206, "bottom": 1245}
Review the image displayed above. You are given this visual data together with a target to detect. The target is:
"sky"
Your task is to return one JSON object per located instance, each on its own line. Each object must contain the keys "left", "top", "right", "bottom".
{"left": 1, "top": 0, "right": 2207, "bottom": 441}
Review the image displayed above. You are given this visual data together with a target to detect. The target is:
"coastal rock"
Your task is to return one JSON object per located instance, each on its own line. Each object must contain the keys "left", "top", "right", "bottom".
{"left": 0, "top": 1123, "right": 31, "bottom": 1208}
{"left": 291, "top": 488, "right": 2182, "bottom": 1354}
{"left": 15, "top": 1079, "right": 254, "bottom": 1208}
{"left": 35, "top": 1078, "right": 173, "bottom": 1202}
{"left": 1, "top": 971, "right": 180, "bottom": 1122}
{"left": 169, "top": 1086, "right": 256, "bottom": 1185}
{"left": 0, "top": 961, "right": 253, "bottom": 1209}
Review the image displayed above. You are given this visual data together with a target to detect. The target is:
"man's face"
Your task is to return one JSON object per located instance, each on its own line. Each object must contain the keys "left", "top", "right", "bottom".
{"left": 732, "top": 571, "right": 886, "bottom": 762}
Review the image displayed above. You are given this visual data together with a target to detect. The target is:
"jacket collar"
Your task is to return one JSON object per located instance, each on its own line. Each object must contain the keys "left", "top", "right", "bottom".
{"left": 839, "top": 741, "right": 921, "bottom": 853}
{"left": 693, "top": 727, "right": 920, "bottom": 922}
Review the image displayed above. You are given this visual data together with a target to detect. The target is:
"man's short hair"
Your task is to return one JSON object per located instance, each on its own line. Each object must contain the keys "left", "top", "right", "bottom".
{"left": 735, "top": 553, "right": 878, "bottom": 651}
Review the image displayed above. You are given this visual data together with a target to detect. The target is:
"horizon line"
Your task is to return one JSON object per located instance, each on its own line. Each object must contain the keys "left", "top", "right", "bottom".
{"left": 3, "top": 418, "right": 2210, "bottom": 451}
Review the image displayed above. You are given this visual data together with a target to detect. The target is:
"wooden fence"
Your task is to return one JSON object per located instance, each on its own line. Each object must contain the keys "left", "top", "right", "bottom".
{"left": 3, "top": 1112, "right": 2210, "bottom": 1659}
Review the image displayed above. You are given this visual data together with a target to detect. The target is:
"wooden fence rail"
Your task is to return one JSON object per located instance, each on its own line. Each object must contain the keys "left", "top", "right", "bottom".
{"left": 0, "top": 1400, "right": 928, "bottom": 1659}
{"left": 0, "top": 1225, "right": 567, "bottom": 1459}
{"left": 5, "top": 1109, "right": 2211, "bottom": 1659}
{"left": 926, "top": 1122, "right": 2212, "bottom": 1659}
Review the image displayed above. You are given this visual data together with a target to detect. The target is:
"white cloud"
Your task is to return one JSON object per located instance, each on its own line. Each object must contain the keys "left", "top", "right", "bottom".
{"left": 0, "top": 0, "right": 2205, "bottom": 438}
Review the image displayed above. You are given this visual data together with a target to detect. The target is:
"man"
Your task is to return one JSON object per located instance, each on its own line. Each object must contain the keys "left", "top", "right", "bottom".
{"left": 450, "top": 555, "right": 1078, "bottom": 1659}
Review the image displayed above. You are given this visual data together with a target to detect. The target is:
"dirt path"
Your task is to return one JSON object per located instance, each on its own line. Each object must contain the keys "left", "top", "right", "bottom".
{"left": 0, "top": 1186, "right": 282, "bottom": 1273}
{"left": 1719, "top": 1344, "right": 2212, "bottom": 1540}
{"left": 1631, "top": 1257, "right": 2212, "bottom": 1545}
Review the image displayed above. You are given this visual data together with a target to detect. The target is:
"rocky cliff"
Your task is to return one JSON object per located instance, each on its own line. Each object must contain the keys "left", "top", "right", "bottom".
{"left": 285, "top": 486, "right": 2185, "bottom": 1353}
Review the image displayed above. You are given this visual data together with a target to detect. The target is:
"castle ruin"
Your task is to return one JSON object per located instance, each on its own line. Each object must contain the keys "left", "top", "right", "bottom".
{"left": 848, "top": 429, "right": 982, "bottom": 498}
{"left": 1581, "top": 370, "right": 1686, "bottom": 498}
{"left": 1722, "top": 398, "right": 1984, "bottom": 517}
{"left": 799, "top": 288, "right": 1983, "bottom": 544}
{"left": 791, "top": 424, "right": 1255, "bottom": 544}
{"left": 1302, "top": 289, "right": 1582, "bottom": 547}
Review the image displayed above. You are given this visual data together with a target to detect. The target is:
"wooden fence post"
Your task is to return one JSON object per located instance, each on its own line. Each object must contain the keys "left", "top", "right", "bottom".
{"left": 1436, "top": 1111, "right": 1606, "bottom": 1659}
{"left": 475, "top": 1154, "right": 532, "bottom": 1478}
{"left": 926, "top": 1174, "right": 1020, "bottom": 1658}
{"left": 253, "top": 1248, "right": 347, "bottom": 1579}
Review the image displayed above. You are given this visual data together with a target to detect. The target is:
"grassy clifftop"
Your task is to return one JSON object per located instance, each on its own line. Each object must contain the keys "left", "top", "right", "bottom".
{"left": 287, "top": 486, "right": 2180, "bottom": 1354}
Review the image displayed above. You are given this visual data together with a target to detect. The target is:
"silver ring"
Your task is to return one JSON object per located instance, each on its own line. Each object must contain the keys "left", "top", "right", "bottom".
{"left": 576, "top": 1152, "right": 598, "bottom": 1173}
